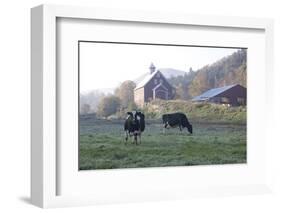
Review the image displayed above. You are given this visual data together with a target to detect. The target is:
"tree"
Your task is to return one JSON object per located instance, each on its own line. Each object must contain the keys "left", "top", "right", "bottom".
{"left": 167, "top": 68, "right": 197, "bottom": 100}
{"left": 97, "top": 95, "right": 121, "bottom": 117}
{"left": 127, "top": 101, "right": 137, "bottom": 111}
{"left": 188, "top": 68, "right": 209, "bottom": 97}
{"left": 115, "top": 80, "right": 136, "bottom": 108}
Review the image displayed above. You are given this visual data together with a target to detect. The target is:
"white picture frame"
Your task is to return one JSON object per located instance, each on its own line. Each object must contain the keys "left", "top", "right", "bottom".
{"left": 31, "top": 4, "right": 274, "bottom": 208}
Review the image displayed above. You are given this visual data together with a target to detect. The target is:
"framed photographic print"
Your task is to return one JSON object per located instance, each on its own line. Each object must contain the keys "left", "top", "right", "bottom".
{"left": 31, "top": 4, "right": 274, "bottom": 208}
{"left": 78, "top": 41, "right": 247, "bottom": 170}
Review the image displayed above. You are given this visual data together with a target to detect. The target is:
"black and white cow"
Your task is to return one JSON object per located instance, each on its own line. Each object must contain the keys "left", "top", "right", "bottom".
{"left": 162, "top": 112, "right": 192, "bottom": 134}
{"left": 124, "top": 111, "right": 145, "bottom": 145}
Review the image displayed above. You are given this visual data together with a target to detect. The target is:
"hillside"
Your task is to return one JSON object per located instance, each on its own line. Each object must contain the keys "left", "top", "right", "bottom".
{"left": 168, "top": 49, "right": 247, "bottom": 99}
{"left": 142, "top": 99, "right": 246, "bottom": 124}
{"left": 188, "top": 49, "right": 247, "bottom": 97}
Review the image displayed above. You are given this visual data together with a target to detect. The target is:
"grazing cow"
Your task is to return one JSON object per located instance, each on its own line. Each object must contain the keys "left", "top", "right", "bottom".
{"left": 124, "top": 111, "right": 145, "bottom": 145}
{"left": 162, "top": 112, "right": 192, "bottom": 134}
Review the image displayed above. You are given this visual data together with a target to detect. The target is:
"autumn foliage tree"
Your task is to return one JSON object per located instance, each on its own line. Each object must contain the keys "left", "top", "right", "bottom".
{"left": 114, "top": 80, "right": 136, "bottom": 109}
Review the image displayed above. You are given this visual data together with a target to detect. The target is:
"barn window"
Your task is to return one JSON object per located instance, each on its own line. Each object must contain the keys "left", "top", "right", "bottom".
{"left": 221, "top": 97, "right": 230, "bottom": 103}
{"left": 154, "top": 79, "right": 158, "bottom": 84}
{"left": 237, "top": 97, "right": 245, "bottom": 105}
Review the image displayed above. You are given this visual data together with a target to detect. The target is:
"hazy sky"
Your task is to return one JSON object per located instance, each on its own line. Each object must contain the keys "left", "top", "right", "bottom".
{"left": 80, "top": 42, "right": 241, "bottom": 93}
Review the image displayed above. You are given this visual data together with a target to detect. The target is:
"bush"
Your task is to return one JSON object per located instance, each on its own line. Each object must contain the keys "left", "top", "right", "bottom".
{"left": 97, "top": 95, "right": 121, "bottom": 118}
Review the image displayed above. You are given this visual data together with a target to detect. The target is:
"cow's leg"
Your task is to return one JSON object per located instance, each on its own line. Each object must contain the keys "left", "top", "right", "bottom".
{"left": 125, "top": 131, "right": 128, "bottom": 144}
{"left": 128, "top": 132, "right": 132, "bottom": 144}
{"left": 179, "top": 125, "right": 182, "bottom": 131}
{"left": 163, "top": 123, "right": 168, "bottom": 134}
{"left": 134, "top": 133, "right": 138, "bottom": 145}
{"left": 139, "top": 132, "right": 141, "bottom": 144}
{"left": 130, "top": 132, "right": 134, "bottom": 144}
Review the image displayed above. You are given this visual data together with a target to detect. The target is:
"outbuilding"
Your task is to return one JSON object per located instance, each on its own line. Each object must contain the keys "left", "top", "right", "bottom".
{"left": 192, "top": 84, "right": 246, "bottom": 106}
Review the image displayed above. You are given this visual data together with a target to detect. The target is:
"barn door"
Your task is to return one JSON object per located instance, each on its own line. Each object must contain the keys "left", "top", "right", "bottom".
{"left": 154, "top": 89, "right": 168, "bottom": 100}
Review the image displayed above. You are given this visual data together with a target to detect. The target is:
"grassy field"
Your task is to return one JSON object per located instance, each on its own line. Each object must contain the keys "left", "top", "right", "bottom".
{"left": 79, "top": 114, "right": 246, "bottom": 170}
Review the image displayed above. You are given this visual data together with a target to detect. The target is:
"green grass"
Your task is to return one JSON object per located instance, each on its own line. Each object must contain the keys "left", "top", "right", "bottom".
{"left": 79, "top": 117, "right": 246, "bottom": 170}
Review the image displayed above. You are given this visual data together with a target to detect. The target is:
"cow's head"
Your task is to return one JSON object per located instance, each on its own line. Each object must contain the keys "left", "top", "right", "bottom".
{"left": 126, "top": 112, "right": 133, "bottom": 120}
{"left": 136, "top": 111, "right": 145, "bottom": 120}
{"left": 127, "top": 112, "right": 133, "bottom": 116}
{"left": 187, "top": 124, "right": 193, "bottom": 134}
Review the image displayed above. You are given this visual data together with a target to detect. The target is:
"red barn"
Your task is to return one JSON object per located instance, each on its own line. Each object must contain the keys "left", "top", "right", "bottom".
{"left": 134, "top": 63, "right": 175, "bottom": 107}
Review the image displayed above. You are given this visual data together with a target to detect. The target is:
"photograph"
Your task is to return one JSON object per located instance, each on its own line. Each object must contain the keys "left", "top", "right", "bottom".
{"left": 79, "top": 41, "right": 247, "bottom": 170}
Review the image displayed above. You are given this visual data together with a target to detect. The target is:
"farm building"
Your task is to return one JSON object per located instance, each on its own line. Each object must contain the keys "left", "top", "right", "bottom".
{"left": 192, "top": 84, "right": 247, "bottom": 106}
{"left": 134, "top": 63, "right": 175, "bottom": 107}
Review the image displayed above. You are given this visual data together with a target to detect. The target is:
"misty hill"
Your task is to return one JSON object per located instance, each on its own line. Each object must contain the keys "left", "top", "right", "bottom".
{"left": 134, "top": 68, "right": 188, "bottom": 85}
{"left": 158, "top": 68, "right": 189, "bottom": 78}
{"left": 80, "top": 90, "right": 106, "bottom": 114}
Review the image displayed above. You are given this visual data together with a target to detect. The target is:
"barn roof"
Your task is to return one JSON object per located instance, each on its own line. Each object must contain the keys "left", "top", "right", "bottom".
{"left": 192, "top": 84, "right": 239, "bottom": 101}
{"left": 134, "top": 70, "right": 160, "bottom": 90}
